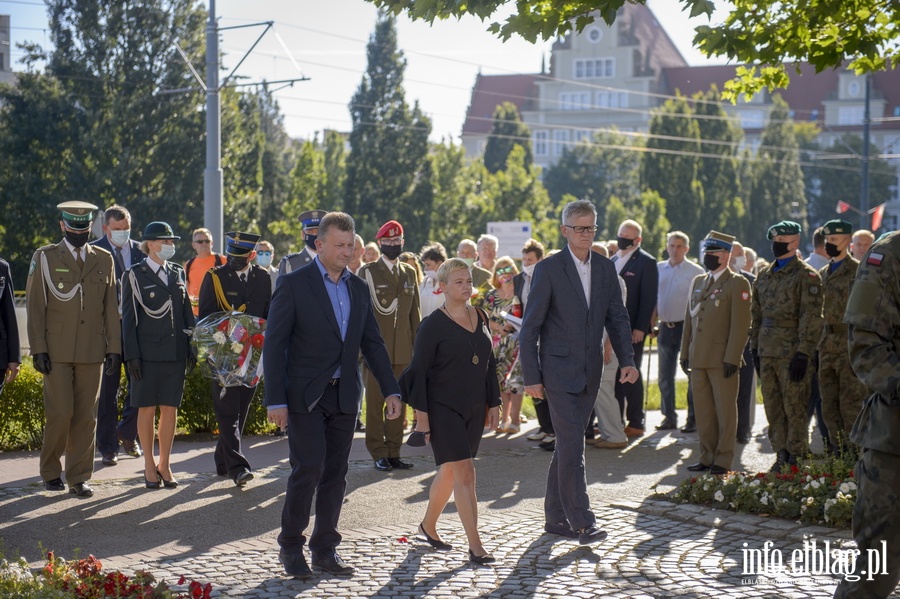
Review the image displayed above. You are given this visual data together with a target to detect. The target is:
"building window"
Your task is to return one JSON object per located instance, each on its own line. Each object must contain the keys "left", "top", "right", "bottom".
{"left": 848, "top": 81, "right": 861, "bottom": 97}
{"left": 574, "top": 58, "right": 614, "bottom": 79}
{"left": 553, "top": 130, "right": 569, "bottom": 156}
{"left": 739, "top": 110, "right": 765, "bottom": 129}
{"left": 595, "top": 91, "right": 629, "bottom": 109}
{"left": 587, "top": 27, "right": 603, "bottom": 43}
{"left": 838, "top": 105, "right": 865, "bottom": 125}
{"left": 559, "top": 92, "right": 592, "bottom": 111}
{"left": 534, "top": 131, "right": 548, "bottom": 156}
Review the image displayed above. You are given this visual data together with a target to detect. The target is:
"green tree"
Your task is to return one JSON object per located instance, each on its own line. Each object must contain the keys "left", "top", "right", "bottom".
{"left": 428, "top": 141, "right": 491, "bottom": 250}
{"left": 269, "top": 140, "right": 326, "bottom": 248}
{"left": 222, "top": 87, "right": 265, "bottom": 231}
{"left": 483, "top": 101, "right": 532, "bottom": 174}
{"left": 344, "top": 13, "right": 432, "bottom": 242}
{"left": 255, "top": 86, "right": 297, "bottom": 253}
{"left": 641, "top": 96, "right": 702, "bottom": 243}
{"left": 804, "top": 134, "right": 897, "bottom": 230}
{"left": 370, "top": 0, "right": 897, "bottom": 96}
{"left": 0, "top": 0, "right": 208, "bottom": 284}
{"left": 542, "top": 130, "right": 641, "bottom": 239}
{"left": 745, "top": 95, "right": 807, "bottom": 251}
{"left": 692, "top": 89, "right": 745, "bottom": 242}
{"left": 321, "top": 129, "right": 348, "bottom": 212}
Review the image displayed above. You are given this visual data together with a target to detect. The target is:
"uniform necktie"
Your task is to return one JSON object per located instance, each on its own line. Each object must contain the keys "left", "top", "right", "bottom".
{"left": 240, "top": 272, "right": 247, "bottom": 284}
{"left": 160, "top": 265, "right": 168, "bottom": 284}
{"left": 114, "top": 246, "right": 125, "bottom": 275}
{"left": 76, "top": 248, "right": 84, "bottom": 270}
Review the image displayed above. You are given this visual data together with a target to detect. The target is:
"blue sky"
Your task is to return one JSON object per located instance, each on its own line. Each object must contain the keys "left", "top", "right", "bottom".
{"left": 0, "top": 0, "right": 728, "bottom": 141}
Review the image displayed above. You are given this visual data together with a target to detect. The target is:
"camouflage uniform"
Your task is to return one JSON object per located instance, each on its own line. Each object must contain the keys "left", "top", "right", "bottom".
{"left": 750, "top": 257, "right": 823, "bottom": 458}
{"left": 833, "top": 233, "right": 900, "bottom": 599}
{"left": 818, "top": 256, "right": 867, "bottom": 449}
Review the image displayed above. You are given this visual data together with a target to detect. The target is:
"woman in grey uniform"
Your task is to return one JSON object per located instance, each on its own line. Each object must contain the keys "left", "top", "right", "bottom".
{"left": 122, "top": 222, "right": 195, "bottom": 489}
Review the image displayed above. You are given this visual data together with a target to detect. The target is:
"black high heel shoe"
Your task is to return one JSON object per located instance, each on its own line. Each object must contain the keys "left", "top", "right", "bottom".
{"left": 418, "top": 523, "right": 452, "bottom": 551}
{"left": 468, "top": 549, "right": 496, "bottom": 565}
{"left": 144, "top": 472, "right": 160, "bottom": 489}
{"left": 157, "top": 469, "right": 178, "bottom": 489}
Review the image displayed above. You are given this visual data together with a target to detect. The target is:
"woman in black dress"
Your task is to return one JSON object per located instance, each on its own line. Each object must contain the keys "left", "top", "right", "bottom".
{"left": 122, "top": 222, "right": 195, "bottom": 489}
{"left": 400, "top": 258, "right": 501, "bottom": 564}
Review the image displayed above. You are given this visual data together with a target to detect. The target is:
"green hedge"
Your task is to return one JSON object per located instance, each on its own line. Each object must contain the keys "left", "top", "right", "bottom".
{"left": 0, "top": 359, "right": 274, "bottom": 452}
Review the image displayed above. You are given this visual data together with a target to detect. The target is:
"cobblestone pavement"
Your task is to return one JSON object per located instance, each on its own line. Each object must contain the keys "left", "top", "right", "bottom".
{"left": 99, "top": 497, "right": 864, "bottom": 599}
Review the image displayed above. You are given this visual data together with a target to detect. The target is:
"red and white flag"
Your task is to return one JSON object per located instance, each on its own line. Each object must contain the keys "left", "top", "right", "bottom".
{"left": 871, "top": 203, "right": 886, "bottom": 232}
{"left": 836, "top": 200, "right": 852, "bottom": 214}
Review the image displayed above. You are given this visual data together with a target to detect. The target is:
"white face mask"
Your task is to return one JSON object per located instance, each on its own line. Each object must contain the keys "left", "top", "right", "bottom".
{"left": 732, "top": 256, "right": 746, "bottom": 271}
{"left": 157, "top": 244, "right": 176, "bottom": 261}
{"left": 424, "top": 269, "right": 437, "bottom": 280}
{"left": 522, "top": 263, "right": 535, "bottom": 277}
{"left": 110, "top": 229, "right": 131, "bottom": 247}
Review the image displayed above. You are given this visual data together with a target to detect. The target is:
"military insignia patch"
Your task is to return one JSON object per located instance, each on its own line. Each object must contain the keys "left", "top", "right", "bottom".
{"left": 28, "top": 259, "right": 36, "bottom": 276}
{"left": 810, "top": 286, "right": 819, "bottom": 295}
{"left": 741, "top": 291, "right": 750, "bottom": 301}
{"left": 867, "top": 253, "right": 884, "bottom": 266}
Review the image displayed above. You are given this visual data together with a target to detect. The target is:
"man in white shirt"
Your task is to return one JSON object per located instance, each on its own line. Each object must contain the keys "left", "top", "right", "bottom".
{"left": 656, "top": 232, "right": 704, "bottom": 431}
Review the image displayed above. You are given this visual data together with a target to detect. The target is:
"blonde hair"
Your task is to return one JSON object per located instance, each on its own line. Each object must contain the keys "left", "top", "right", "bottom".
{"left": 437, "top": 258, "right": 471, "bottom": 284}
{"left": 491, "top": 255, "right": 519, "bottom": 288}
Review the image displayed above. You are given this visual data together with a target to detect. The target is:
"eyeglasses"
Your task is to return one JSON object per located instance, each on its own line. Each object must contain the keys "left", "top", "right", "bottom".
{"left": 495, "top": 266, "right": 515, "bottom": 275}
{"left": 563, "top": 225, "right": 599, "bottom": 234}
{"left": 193, "top": 239, "right": 211, "bottom": 244}
{"left": 380, "top": 239, "right": 403, "bottom": 246}
{"left": 257, "top": 251, "right": 272, "bottom": 257}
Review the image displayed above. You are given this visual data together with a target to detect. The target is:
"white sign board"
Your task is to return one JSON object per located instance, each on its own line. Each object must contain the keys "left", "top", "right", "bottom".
{"left": 486, "top": 221, "right": 533, "bottom": 260}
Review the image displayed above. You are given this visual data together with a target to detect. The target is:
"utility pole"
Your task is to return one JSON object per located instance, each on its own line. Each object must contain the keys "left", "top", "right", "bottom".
{"left": 860, "top": 74, "right": 871, "bottom": 231}
{"left": 205, "top": 0, "right": 223, "bottom": 249}
{"left": 168, "top": 1, "right": 308, "bottom": 247}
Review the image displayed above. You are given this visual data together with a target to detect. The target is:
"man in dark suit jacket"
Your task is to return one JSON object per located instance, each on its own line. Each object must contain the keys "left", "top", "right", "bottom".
{"left": 0, "top": 256, "right": 20, "bottom": 395}
{"left": 611, "top": 219, "right": 659, "bottom": 436}
{"left": 265, "top": 212, "right": 401, "bottom": 579}
{"left": 198, "top": 231, "right": 272, "bottom": 487}
{"left": 520, "top": 200, "right": 638, "bottom": 545}
{"left": 730, "top": 241, "right": 756, "bottom": 444}
{"left": 91, "top": 205, "right": 146, "bottom": 464}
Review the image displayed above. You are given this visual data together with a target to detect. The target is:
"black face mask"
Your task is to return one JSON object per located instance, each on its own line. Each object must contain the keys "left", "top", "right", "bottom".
{"left": 229, "top": 257, "right": 249, "bottom": 271}
{"left": 304, "top": 233, "right": 317, "bottom": 252}
{"left": 703, "top": 253, "right": 721, "bottom": 271}
{"left": 617, "top": 236, "right": 635, "bottom": 251}
{"left": 825, "top": 242, "right": 842, "bottom": 258}
{"left": 380, "top": 244, "right": 402, "bottom": 260}
{"left": 771, "top": 241, "right": 791, "bottom": 258}
{"left": 65, "top": 229, "right": 90, "bottom": 248}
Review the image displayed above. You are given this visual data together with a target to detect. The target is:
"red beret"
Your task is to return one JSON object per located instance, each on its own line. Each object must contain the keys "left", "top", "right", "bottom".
{"left": 376, "top": 220, "right": 403, "bottom": 239}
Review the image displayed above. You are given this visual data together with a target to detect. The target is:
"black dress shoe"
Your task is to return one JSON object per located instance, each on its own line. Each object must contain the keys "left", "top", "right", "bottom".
{"left": 468, "top": 549, "right": 496, "bottom": 565}
{"left": 709, "top": 465, "right": 728, "bottom": 476}
{"left": 686, "top": 462, "right": 711, "bottom": 472}
{"left": 539, "top": 439, "right": 556, "bottom": 452}
{"left": 69, "top": 482, "right": 93, "bottom": 497}
{"left": 158, "top": 470, "right": 178, "bottom": 488}
{"left": 680, "top": 422, "right": 697, "bottom": 433}
{"left": 374, "top": 458, "right": 393, "bottom": 472}
{"left": 311, "top": 551, "right": 354, "bottom": 576}
{"left": 544, "top": 522, "right": 579, "bottom": 539}
{"left": 279, "top": 549, "right": 313, "bottom": 580}
{"left": 118, "top": 433, "right": 142, "bottom": 458}
{"left": 736, "top": 433, "right": 751, "bottom": 444}
{"left": 387, "top": 457, "right": 413, "bottom": 470}
{"left": 234, "top": 469, "right": 254, "bottom": 487}
{"left": 419, "top": 523, "right": 453, "bottom": 551}
{"left": 45, "top": 478, "right": 65, "bottom": 491}
{"left": 578, "top": 525, "right": 608, "bottom": 545}
{"left": 655, "top": 419, "right": 677, "bottom": 431}
{"left": 144, "top": 474, "right": 161, "bottom": 489}
{"left": 101, "top": 453, "right": 118, "bottom": 466}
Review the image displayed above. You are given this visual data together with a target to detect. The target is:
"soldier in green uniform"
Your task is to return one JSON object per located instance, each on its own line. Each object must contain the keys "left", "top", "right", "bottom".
{"left": 26, "top": 201, "right": 122, "bottom": 497}
{"left": 750, "top": 220, "right": 823, "bottom": 472}
{"left": 358, "top": 220, "right": 421, "bottom": 472}
{"left": 817, "top": 219, "right": 867, "bottom": 454}
{"left": 833, "top": 232, "right": 900, "bottom": 599}
{"left": 681, "top": 231, "right": 752, "bottom": 475}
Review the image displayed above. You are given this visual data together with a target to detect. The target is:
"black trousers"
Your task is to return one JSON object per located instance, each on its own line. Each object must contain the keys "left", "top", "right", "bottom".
{"left": 212, "top": 383, "right": 256, "bottom": 477}
{"left": 278, "top": 383, "right": 356, "bottom": 557}
{"left": 616, "top": 340, "right": 646, "bottom": 429}
{"left": 736, "top": 343, "right": 754, "bottom": 439}
{"left": 96, "top": 364, "right": 137, "bottom": 455}
{"left": 534, "top": 398, "right": 554, "bottom": 435}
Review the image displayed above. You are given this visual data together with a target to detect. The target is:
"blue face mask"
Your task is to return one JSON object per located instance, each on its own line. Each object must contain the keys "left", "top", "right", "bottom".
{"left": 256, "top": 252, "right": 273, "bottom": 268}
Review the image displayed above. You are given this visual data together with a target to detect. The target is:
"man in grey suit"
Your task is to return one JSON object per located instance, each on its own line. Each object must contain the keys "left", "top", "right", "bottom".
{"left": 520, "top": 199, "right": 638, "bottom": 545}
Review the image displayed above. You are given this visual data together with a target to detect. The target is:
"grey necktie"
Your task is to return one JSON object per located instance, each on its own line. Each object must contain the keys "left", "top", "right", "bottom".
{"left": 114, "top": 246, "right": 125, "bottom": 274}
{"left": 75, "top": 248, "right": 84, "bottom": 270}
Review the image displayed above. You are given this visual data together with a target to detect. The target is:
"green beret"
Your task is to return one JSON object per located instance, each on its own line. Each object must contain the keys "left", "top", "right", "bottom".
{"left": 767, "top": 220, "right": 802, "bottom": 239}
{"left": 821, "top": 219, "right": 853, "bottom": 236}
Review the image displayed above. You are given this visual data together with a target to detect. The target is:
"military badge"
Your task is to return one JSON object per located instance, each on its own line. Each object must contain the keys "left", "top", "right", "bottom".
{"left": 867, "top": 253, "right": 884, "bottom": 267}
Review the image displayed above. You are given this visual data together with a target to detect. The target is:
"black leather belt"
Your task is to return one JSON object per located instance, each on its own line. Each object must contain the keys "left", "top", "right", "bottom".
{"left": 661, "top": 321, "right": 683, "bottom": 328}
{"left": 328, "top": 378, "right": 340, "bottom": 386}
